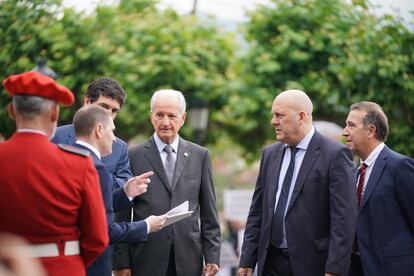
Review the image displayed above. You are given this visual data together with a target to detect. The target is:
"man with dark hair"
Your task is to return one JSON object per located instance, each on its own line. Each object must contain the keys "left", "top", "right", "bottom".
{"left": 0, "top": 72, "right": 108, "bottom": 276}
{"left": 72, "top": 105, "right": 166, "bottom": 276}
{"left": 84, "top": 77, "right": 126, "bottom": 112}
{"left": 52, "top": 77, "right": 131, "bottom": 188}
{"left": 343, "top": 101, "right": 414, "bottom": 276}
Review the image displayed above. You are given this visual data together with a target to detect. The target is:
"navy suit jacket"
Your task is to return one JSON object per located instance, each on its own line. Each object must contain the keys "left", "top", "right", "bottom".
{"left": 52, "top": 124, "right": 132, "bottom": 188}
{"left": 240, "top": 131, "right": 357, "bottom": 276}
{"left": 73, "top": 144, "right": 148, "bottom": 276}
{"left": 357, "top": 146, "right": 414, "bottom": 276}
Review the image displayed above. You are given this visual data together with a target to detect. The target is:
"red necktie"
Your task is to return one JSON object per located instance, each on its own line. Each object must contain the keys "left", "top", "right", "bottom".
{"left": 356, "top": 163, "right": 368, "bottom": 207}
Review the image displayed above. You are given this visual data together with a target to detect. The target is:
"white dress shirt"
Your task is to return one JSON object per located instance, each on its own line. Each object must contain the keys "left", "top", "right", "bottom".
{"left": 153, "top": 133, "right": 179, "bottom": 167}
{"left": 358, "top": 142, "right": 385, "bottom": 197}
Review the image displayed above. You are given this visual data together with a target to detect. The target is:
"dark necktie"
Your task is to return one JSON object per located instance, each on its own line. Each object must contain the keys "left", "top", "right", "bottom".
{"left": 163, "top": 145, "right": 175, "bottom": 186}
{"left": 271, "top": 146, "right": 297, "bottom": 247}
{"left": 356, "top": 162, "right": 368, "bottom": 208}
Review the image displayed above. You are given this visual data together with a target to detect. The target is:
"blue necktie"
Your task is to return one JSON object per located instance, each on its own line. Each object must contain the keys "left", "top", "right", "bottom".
{"left": 271, "top": 146, "right": 297, "bottom": 247}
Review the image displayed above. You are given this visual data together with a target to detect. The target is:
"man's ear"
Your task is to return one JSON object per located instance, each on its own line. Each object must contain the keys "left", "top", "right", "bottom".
{"left": 298, "top": 111, "right": 306, "bottom": 126}
{"left": 367, "top": 124, "right": 377, "bottom": 139}
{"left": 7, "top": 103, "right": 16, "bottom": 120}
{"left": 95, "top": 123, "right": 104, "bottom": 139}
{"left": 180, "top": 112, "right": 187, "bottom": 126}
{"left": 83, "top": 96, "right": 92, "bottom": 105}
{"left": 50, "top": 104, "right": 59, "bottom": 122}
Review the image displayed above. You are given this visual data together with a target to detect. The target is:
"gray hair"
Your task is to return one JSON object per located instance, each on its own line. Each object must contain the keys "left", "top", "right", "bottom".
{"left": 150, "top": 89, "right": 186, "bottom": 114}
{"left": 350, "top": 101, "right": 389, "bottom": 142}
{"left": 12, "top": 95, "right": 55, "bottom": 120}
{"left": 73, "top": 105, "right": 112, "bottom": 137}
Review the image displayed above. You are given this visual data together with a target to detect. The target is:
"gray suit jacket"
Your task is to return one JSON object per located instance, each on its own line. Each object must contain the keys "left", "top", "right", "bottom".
{"left": 113, "top": 136, "right": 221, "bottom": 276}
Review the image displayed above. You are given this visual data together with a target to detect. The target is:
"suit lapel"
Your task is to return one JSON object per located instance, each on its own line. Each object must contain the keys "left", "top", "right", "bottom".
{"left": 143, "top": 137, "right": 172, "bottom": 194}
{"left": 360, "top": 146, "right": 388, "bottom": 210}
{"left": 267, "top": 145, "right": 285, "bottom": 212}
{"left": 172, "top": 138, "right": 190, "bottom": 190}
{"left": 287, "top": 131, "right": 321, "bottom": 211}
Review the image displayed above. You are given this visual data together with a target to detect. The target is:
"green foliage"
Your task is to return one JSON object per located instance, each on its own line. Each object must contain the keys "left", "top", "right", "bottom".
{"left": 0, "top": 0, "right": 236, "bottom": 144}
{"left": 1, "top": 0, "right": 413, "bottom": 159}
{"left": 0, "top": 0, "right": 62, "bottom": 133}
{"left": 0, "top": 0, "right": 234, "bottom": 140}
{"left": 223, "top": 0, "right": 414, "bottom": 158}
{"left": 98, "top": 7, "right": 235, "bottom": 141}
{"left": 0, "top": 0, "right": 113, "bottom": 133}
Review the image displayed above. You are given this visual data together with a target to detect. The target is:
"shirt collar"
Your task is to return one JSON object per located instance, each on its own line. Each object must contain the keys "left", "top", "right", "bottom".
{"left": 17, "top": 128, "right": 48, "bottom": 137}
{"left": 360, "top": 142, "right": 385, "bottom": 168}
{"left": 153, "top": 133, "right": 179, "bottom": 154}
{"left": 285, "top": 126, "right": 315, "bottom": 151}
{"left": 75, "top": 140, "right": 101, "bottom": 159}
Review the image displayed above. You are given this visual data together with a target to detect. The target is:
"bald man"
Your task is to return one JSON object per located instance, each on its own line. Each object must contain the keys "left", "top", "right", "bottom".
{"left": 238, "top": 90, "right": 357, "bottom": 276}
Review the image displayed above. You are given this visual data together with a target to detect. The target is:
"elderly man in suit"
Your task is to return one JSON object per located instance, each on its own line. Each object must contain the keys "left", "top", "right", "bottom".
{"left": 343, "top": 101, "right": 414, "bottom": 276}
{"left": 52, "top": 77, "right": 132, "bottom": 188}
{"left": 72, "top": 105, "right": 167, "bottom": 276}
{"left": 0, "top": 72, "right": 108, "bottom": 276}
{"left": 238, "top": 90, "right": 357, "bottom": 276}
{"left": 113, "top": 89, "right": 221, "bottom": 276}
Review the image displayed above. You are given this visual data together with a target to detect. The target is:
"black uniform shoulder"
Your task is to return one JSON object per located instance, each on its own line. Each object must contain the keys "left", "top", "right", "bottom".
{"left": 58, "top": 144, "right": 90, "bottom": 157}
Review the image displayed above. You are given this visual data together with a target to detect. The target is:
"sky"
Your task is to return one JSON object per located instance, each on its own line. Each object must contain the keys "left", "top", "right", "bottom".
{"left": 63, "top": 0, "right": 414, "bottom": 22}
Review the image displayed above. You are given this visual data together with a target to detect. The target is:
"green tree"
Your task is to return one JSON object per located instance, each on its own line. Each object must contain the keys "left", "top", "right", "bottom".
{"left": 96, "top": 3, "right": 236, "bottom": 142}
{"left": 223, "top": 0, "right": 414, "bottom": 158}
{"left": 0, "top": 0, "right": 113, "bottom": 135}
{"left": 0, "top": 0, "right": 236, "bottom": 145}
{"left": 0, "top": 0, "right": 61, "bottom": 134}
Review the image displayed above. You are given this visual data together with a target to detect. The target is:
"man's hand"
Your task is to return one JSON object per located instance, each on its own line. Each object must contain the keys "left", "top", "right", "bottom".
{"left": 237, "top": 267, "right": 253, "bottom": 276}
{"left": 146, "top": 214, "right": 167, "bottom": 233}
{"left": 203, "top": 263, "right": 219, "bottom": 276}
{"left": 113, "top": 269, "right": 131, "bottom": 276}
{"left": 124, "top": 171, "right": 154, "bottom": 197}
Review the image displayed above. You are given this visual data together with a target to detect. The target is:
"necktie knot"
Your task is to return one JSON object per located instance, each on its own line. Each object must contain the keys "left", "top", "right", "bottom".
{"left": 163, "top": 144, "right": 174, "bottom": 154}
{"left": 359, "top": 162, "right": 368, "bottom": 173}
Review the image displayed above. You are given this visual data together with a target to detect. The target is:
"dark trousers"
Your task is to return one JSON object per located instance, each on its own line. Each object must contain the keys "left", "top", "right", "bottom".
{"left": 349, "top": 254, "right": 364, "bottom": 276}
{"left": 263, "top": 245, "right": 294, "bottom": 276}
{"left": 165, "top": 245, "right": 177, "bottom": 276}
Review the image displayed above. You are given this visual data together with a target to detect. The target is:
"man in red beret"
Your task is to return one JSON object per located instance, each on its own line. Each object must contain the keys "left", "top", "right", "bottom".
{"left": 0, "top": 71, "right": 109, "bottom": 276}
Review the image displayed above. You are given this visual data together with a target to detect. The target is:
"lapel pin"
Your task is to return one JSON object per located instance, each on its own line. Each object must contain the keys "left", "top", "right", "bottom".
{"left": 184, "top": 152, "right": 189, "bottom": 157}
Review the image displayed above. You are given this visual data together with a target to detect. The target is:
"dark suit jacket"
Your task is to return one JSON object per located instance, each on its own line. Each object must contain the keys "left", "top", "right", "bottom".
{"left": 239, "top": 131, "right": 357, "bottom": 276}
{"left": 357, "top": 146, "right": 414, "bottom": 276}
{"left": 73, "top": 144, "right": 148, "bottom": 276}
{"left": 52, "top": 124, "right": 132, "bottom": 188}
{"left": 113, "top": 136, "right": 221, "bottom": 276}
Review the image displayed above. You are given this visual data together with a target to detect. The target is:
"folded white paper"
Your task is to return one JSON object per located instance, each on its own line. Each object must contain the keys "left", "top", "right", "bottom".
{"left": 162, "top": 201, "right": 193, "bottom": 228}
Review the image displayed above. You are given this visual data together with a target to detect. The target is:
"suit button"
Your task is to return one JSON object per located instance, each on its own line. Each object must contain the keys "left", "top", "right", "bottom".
{"left": 167, "top": 235, "right": 172, "bottom": 240}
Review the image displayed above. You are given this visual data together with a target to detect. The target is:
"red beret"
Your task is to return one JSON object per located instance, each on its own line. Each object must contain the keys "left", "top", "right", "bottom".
{"left": 2, "top": 71, "right": 74, "bottom": 106}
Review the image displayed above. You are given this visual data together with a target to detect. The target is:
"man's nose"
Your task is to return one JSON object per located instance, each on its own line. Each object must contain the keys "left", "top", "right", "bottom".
{"left": 161, "top": 116, "right": 170, "bottom": 124}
